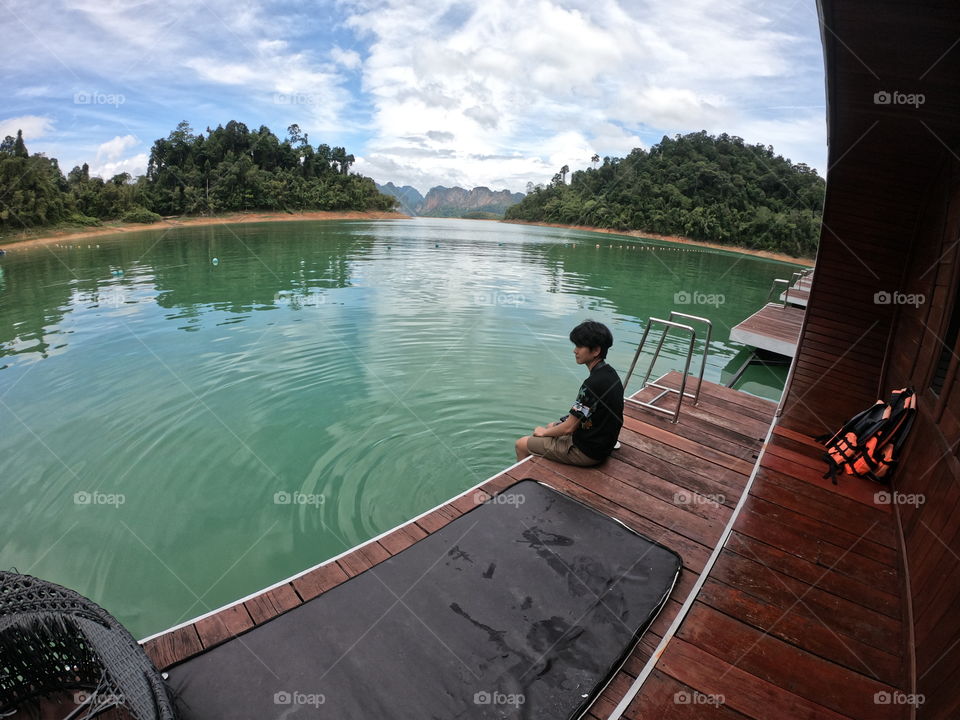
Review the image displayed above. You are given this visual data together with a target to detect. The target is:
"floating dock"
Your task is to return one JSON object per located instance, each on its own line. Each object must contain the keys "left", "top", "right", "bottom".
{"left": 729, "top": 302, "right": 806, "bottom": 357}
{"left": 141, "top": 372, "right": 908, "bottom": 720}
{"left": 778, "top": 272, "right": 814, "bottom": 307}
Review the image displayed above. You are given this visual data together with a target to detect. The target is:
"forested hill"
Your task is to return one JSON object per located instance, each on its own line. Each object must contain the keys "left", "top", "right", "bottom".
{"left": 505, "top": 131, "right": 825, "bottom": 258}
{"left": 0, "top": 121, "right": 396, "bottom": 232}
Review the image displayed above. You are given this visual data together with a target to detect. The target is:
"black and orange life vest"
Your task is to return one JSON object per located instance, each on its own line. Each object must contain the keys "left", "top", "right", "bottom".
{"left": 819, "top": 387, "right": 917, "bottom": 484}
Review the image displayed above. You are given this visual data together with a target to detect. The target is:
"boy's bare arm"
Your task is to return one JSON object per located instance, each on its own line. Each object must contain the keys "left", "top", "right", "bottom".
{"left": 533, "top": 414, "right": 579, "bottom": 438}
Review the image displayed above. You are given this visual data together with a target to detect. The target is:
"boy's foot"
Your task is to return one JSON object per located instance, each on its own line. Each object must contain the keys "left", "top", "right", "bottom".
{"left": 614, "top": 441, "right": 622, "bottom": 450}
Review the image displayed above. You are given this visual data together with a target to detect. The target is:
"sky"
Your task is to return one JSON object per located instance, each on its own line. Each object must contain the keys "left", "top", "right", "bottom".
{"left": 1, "top": 0, "right": 828, "bottom": 195}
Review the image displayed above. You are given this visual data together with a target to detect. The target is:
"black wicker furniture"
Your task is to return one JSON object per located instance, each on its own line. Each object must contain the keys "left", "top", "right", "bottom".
{"left": 0, "top": 571, "right": 175, "bottom": 719}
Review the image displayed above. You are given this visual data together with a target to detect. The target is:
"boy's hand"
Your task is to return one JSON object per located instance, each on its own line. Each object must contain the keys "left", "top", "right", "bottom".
{"left": 533, "top": 426, "right": 548, "bottom": 437}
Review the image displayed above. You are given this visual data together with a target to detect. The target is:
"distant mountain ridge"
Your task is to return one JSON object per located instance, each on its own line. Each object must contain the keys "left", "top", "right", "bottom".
{"left": 377, "top": 182, "right": 524, "bottom": 218}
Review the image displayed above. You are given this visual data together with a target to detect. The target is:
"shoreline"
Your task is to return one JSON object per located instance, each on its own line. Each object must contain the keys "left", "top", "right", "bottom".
{"left": 500, "top": 219, "right": 815, "bottom": 266}
{"left": 0, "top": 210, "right": 410, "bottom": 251}
{"left": 0, "top": 212, "right": 815, "bottom": 266}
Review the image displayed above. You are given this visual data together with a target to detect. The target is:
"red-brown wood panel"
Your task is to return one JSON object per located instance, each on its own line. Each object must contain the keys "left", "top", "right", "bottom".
{"left": 143, "top": 624, "right": 203, "bottom": 671}
{"left": 873, "top": 136, "right": 960, "bottom": 719}
{"left": 676, "top": 602, "right": 903, "bottom": 719}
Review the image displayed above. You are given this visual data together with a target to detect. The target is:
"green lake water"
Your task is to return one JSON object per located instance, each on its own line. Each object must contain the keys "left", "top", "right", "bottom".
{"left": 0, "top": 218, "right": 802, "bottom": 638}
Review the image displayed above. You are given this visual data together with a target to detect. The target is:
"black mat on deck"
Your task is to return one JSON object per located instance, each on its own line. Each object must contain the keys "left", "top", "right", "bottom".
{"left": 167, "top": 479, "right": 681, "bottom": 719}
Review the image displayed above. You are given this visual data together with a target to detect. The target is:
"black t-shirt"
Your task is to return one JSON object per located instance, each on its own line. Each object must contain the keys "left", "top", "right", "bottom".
{"left": 569, "top": 360, "right": 624, "bottom": 460}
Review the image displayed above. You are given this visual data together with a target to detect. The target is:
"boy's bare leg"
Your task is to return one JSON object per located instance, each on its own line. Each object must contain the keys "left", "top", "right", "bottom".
{"left": 515, "top": 435, "right": 532, "bottom": 462}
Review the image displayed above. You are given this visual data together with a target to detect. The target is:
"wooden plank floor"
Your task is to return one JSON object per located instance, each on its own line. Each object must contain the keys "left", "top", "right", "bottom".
{"left": 619, "top": 417, "right": 909, "bottom": 719}
{"left": 730, "top": 303, "right": 806, "bottom": 357}
{"left": 778, "top": 271, "right": 814, "bottom": 307}
{"left": 779, "top": 287, "right": 811, "bottom": 306}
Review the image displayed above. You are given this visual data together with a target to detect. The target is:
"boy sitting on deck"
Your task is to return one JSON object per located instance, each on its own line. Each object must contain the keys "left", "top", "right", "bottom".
{"left": 515, "top": 320, "right": 624, "bottom": 467}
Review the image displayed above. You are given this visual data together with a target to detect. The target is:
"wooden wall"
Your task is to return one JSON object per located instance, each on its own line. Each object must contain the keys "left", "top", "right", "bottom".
{"left": 776, "top": 121, "right": 932, "bottom": 436}
{"left": 782, "top": 2, "right": 960, "bottom": 716}
{"left": 883, "top": 157, "right": 960, "bottom": 720}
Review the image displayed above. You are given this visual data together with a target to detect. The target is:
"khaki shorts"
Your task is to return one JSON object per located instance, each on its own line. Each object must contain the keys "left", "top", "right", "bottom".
{"left": 526, "top": 434, "right": 602, "bottom": 467}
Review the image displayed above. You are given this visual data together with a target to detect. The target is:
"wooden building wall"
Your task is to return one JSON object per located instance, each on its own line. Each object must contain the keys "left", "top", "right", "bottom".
{"left": 883, "top": 157, "right": 960, "bottom": 720}
{"left": 781, "top": 2, "right": 960, "bottom": 717}
{"left": 776, "top": 121, "right": 930, "bottom": 436}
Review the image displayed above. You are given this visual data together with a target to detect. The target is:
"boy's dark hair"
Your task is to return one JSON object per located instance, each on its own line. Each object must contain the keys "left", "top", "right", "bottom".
{"left": 569, "top": 320, "right": 614, "bottom": 359}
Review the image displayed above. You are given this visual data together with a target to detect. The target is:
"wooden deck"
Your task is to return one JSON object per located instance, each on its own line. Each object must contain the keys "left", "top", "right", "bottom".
{"left": 779, "top": 287, "right": 811, "bottom": 306}
{"left": 730, "top": 303, "right": 806, "bottom": 357}
{"left": 614, "top": 423, "right": 908, "bottom": 720}
{"left": 141, "top": 371, "right": 908, "bottom": 720}
{"left": 778, "top": 273, "right": 814, "bottom": 307}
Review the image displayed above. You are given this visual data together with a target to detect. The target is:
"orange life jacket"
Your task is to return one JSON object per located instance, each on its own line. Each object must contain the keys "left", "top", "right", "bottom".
{"left": 820, "top": 387, "right": 916, "bottom": 484}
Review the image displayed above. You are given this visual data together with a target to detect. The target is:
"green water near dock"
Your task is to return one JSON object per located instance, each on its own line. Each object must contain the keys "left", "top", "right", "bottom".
{"left": 0, "top": 218, "right": 801, "bottom": 638}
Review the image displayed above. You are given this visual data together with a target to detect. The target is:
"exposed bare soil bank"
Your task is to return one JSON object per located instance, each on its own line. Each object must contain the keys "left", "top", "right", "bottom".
{"left": 501, "top": 219, "right": 815, "bottom": 266}
{"left": 0, "top": 210, "right": 410, "bottom": 251}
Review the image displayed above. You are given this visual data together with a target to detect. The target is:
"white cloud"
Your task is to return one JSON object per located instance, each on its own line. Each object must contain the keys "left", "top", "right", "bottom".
{"left": 95, "top": 134, "right": 138, "bottom": 164}
{"left": 589, "top": 123, "right": 646, "bottom": 158}
{"left": 15, "top": 86, "right": 51, "bottom": 98}
{"left": 7, "top": 0, "right": 355, "bottom": 129}
{"left": 618, "top": 87, "right": 735, "bottom": 130}
{"left": 724, "top": 113, "right": 828, "bottom": 170}
{"left": 331, "top": 46, "right": 362, "bottom": 70}
{"left": 87, "top": 135, "right": 146, "bottom": 179}
{"left": 89, "top": 152, "right": 149, "bottom": 180}
{"left": 0, "top": 115, "right": 54, "bottom": 141}
{"left": 183, "top": 45, "right": 346, "bottom": 128}
{"left": 3, "top": 0, "right": 826, "bottom": 191}
{"left": 343, "top": 0, "right": 825, "bottom": 191}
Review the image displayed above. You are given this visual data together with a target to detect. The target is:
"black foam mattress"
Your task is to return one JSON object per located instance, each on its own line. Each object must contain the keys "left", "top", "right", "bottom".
{"left": 167, "top": 479, "right": 681, "bottom": 719}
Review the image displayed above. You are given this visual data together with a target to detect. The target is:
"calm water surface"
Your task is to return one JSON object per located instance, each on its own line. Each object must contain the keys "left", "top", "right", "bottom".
{"left": 0, "top": 218, "right": 801, "bottom": 637}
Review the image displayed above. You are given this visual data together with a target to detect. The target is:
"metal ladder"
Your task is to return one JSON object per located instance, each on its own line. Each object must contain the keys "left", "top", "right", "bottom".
{"left": 767, "top": 267, "right": 813, "bottom": 307}
{"left": 622, "top": 312, "right": 713, "bottom": 423}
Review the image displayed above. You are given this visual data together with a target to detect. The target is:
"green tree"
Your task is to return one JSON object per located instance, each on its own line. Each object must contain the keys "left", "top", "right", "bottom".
{"left": 13, "top": 130, "right": 28, "bottom": 158}
{"left": 2, "top": 119, "right": 395, "bottom": 230}
{"left": 506, "top": 131, "right": 824, "bottom": 256}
